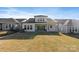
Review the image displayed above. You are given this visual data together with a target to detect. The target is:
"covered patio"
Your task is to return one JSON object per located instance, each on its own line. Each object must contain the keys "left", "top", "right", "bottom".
{"left": 35, "top": 23, "right": 47, "bottom": 31}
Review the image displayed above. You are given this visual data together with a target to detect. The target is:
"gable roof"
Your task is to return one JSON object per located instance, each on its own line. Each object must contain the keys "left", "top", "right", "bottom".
{"left": 0, "top": 18, "right": 19, "bottom": 24}
{"left": 55, "top": 19, "right": 68, "bottom": 24}
{"left": 55, "top": 19, "right": 73, "bottom": 26}
{"left": 47, "top": 18, "right": 58, "bottom": 25}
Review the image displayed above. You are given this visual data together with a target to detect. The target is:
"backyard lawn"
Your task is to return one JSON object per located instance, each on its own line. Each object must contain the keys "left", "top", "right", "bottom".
{"left": 0, "top": 32, "right": 79, "bottom": 52}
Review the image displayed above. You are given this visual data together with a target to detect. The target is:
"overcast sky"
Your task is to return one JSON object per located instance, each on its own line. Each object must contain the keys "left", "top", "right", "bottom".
{"left": 0, "top": 7, "right": 79, "bottom": 19}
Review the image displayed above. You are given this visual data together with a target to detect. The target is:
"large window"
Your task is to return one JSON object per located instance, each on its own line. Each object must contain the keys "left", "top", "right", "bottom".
{"left": 6, "top": 25, "right": 8, "bottom": 28}
{"left": 38, "top": 19, "right": 39, "bottom": 22}
{"left": 9, "top": 24, "right": 11, "bottom": 28}
{"left": 23, "top": 25, "right": 33, "bottom": 30}
{"left": 24, "top": 25, "right": 26, "bottom": 30}
{"left": 74, "top": 27, "right": 78, "bottom": 33}
{"left": 50, "top": 25, "right": 52, "bottom": 28}
{"left": 40, "top": 19, "right": 42, "bottom": 22}
{"left": 30, "top": 25, "right": 32, "bottom": 30}
{"left": 27, "top": 25, "right": 29, "bottom": 30}
{"left": 43, "top": 19, "right": 44, "bottom": 22}
{"left": 12, "top": 24, "right": 14, "bottom": 29}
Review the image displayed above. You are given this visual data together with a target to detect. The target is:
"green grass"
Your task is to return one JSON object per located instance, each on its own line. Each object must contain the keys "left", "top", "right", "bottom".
{"left": 0, "top": 32, "right": 79, "bottom": 52}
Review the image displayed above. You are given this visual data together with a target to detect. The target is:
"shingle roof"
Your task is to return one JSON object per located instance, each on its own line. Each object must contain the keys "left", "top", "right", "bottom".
{"left": 55, "top": 19, "right": 73, "bottom": 25}
{"left": 21, "top": 17, "right": 73, "bottom": 26}
{"left": 16, "top": 18, "right": 26, "bottom": 23}
{"left": 0, "top": 18, "right": 19, "bottom": 24}
{"left": 55, "top": 19, "right": 67, "bottom": 24}
{"left": 23, "top": 17, "right": 58, "bottom": 24}
{"left": 23, "top": 18, "right": 47, "bottom": 23}
{"left": 67, "top": 20, "right": 72, "bottom": 26}
{"left": 23, "top": 18, "right": 35, "bottom": 23}
{"left": 47, "top": 18, "right": 57, "bottom": 25}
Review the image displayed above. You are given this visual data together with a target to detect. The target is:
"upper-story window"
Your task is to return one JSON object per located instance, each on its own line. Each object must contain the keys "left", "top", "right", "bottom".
{"left": 34, "top": 15, "right": 48, "bottom": 22}
{"left": 37, "top": 18, "right": 45, "bottom": 22}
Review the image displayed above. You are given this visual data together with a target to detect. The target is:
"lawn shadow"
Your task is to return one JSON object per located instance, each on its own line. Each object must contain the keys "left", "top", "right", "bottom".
{"left": 0, "top": 31, "right": 60, "bottom": 40}
{"left": 35, "top": 31, "right": 60, "bottom": 35}
{"left": 63, "top": 33, "right": 79, "bottom": 39}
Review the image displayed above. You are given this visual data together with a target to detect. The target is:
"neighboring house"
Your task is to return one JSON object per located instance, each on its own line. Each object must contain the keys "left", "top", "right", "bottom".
{"left": 0, "top": 15, "right": 79, "bottom": 33}
{"left": 56, "top": 19, "right": 79, "bottom": 33}
{"left": 0, "top": 18, "right": 19, "bottom": 30}
{"left": 56, "top": 19, "right": 72, "bottom": 33}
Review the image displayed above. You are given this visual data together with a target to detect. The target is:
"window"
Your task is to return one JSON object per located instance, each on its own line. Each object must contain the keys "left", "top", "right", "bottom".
{"left": 50, "top": 25, "right": 52, "bottom": 28}
{"left": 74, "top": 27, "right": 77, "bottom": 32}
{"left": 9, "top": 24, "right": 11, "bottom": 28}
{"left": 12, "top": 24, "right": 14, "bottom": 28}
{"left": 40, "top": 18, "right": 42, "bottom": 22}
{"left": 30, "top": 25, "right": 32, "bottom": 30}
{"left": 6, "top": 25, "right": 8, "bottom": 28}
{"left": 75, "top": 29, "right": 77, "bottom": 32}
{"left": 38, "top": 19, "right": 39, "bottom": 22}
{"left": 27, "top": 25, "right": 29, "bottom": 30}
{"left": 24, "top": 25, "right": 26, "bottom": 29}
{"left": 43, "top": 19, "right": 44, "bottom": 22}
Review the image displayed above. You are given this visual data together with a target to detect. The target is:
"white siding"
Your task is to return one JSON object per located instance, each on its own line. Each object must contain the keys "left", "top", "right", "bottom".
{"left": 72, "top": 20, "right": 79, "bottom": 33}
{"left": 58, "top": 24, "right": 70, "bottom": 33}
{"left": 47, "top": 25, "right": 58, "bottom": 32}
{"left": 2, "top": 24, "right": 18, "bottom": 30}
{"left": 22, "top": 23, "right": 35, "bottom": 32}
